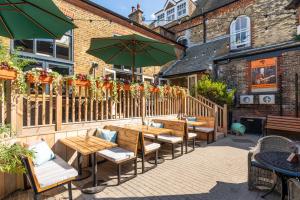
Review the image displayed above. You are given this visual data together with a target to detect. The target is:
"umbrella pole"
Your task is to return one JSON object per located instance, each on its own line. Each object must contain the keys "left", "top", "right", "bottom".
{"left": 132, "top": 54, "right": 136, "bottom": 82}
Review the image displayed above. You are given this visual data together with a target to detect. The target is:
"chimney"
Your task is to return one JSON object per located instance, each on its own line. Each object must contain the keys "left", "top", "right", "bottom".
{"left": 128, "top": 3, "right": 144, "bottom": 24}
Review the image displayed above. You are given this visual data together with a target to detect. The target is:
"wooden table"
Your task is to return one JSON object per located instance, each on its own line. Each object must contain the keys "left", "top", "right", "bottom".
{"left": 60, "top": 136, "right": 117, "bottom": 194}
{"left": 123, "top": 124, "right": 173, "bottom": 136}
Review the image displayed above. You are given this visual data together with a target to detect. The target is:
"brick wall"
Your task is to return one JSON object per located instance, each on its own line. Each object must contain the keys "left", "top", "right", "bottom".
{"left": 54, "top": 0, "right": 164, "bottom": 77}
{"left": 216, "top": 49, "right": 300, "bottom": 121}
{"left": 165, "top": 0, "right": 297, "bottom": 48}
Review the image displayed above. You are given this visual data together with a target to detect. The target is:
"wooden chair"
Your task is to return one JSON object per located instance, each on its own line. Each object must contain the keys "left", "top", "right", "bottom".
{"left": 21, "top": 148, "right": 77, "bottom": 200}
{"left": 99, "top": 125, "right": 139, "bottom": 185}
{"left": 139, "top": 132, "right": 160, "bottom": 173}
{"left": 152, "top": 119, "right": 184, "bottom": 159}
{"left": 190, "top": 116, "right": 215, "bottom": 144}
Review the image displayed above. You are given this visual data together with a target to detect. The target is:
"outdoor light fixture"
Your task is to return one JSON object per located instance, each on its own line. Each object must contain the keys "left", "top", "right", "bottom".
{"left": 92, "top": 62, "right": 99, "bottom": 78}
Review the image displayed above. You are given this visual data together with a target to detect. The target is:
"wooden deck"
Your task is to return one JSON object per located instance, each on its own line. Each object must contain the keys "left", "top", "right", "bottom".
{"left": 3, "top": 134, "right": 280, "bottom": 200}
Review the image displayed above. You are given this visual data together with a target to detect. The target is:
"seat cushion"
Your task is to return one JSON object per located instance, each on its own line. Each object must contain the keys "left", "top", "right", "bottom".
{"left": 34, "top": 155, "right": 78, "bottom": 188}
{"left": 96, "top": 128, "right": 117, "bottom": 143}
{"left": 188, "top": 132, "right": 197, "bottom": 139}
{"left": 195, "top": 127, "right": 214, "bottom": 133}
{"left": 151, "top": 122, "right": 164, "bottom": 128}
{"left": 144, "top": 133, "right": 155, "bottom": 139}
{"left": 144, "top": 141, "right": 161, "bottom": 152}
{"left": 98, "top": 147, "right": 135, "bottom": 163}
{"left": 157, "top": 134, "right": 183, "bottom": 144}
{"left": 29, "top": 141, "right": 55, "bottom": 166}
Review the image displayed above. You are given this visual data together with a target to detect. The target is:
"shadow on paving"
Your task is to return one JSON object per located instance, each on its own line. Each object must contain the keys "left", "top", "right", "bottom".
{"left": 76, "top": 181, "right": 274, "bottom": 200}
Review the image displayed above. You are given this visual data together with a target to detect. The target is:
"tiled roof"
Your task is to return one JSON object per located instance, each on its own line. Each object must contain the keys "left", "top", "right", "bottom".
{"left": 163, "top": 37, "right": 229, "bottom": 77}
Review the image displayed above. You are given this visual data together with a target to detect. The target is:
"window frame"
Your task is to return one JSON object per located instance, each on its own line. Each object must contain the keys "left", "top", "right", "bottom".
{"left": 166, "top": 8, "right": 175, "bottom": 21}
{"left": 230, "top": 15, "right": 251, "bottom": 50}
{"left": 177, "top": 2, "right": 186, "bottom": 17}
{"left": 142, "top": 75, "right": 154, "bottom": 83}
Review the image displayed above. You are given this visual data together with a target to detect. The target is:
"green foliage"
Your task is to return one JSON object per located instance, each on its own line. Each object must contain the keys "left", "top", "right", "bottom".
{"left": 0, "top": 143, "right": 34, "bottom": 174}
{"left": 0, "top": 124, "right": 14, "bottom": 139}
{"left": 294, "top": 34, "right": 300, "bottom": 42}
{"left": 196, "top": 75, "right": 235, "bottom": 106}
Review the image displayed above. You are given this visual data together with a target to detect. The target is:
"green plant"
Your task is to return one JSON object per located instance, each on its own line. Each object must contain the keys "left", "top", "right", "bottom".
{"left": 130, "top": 82, "right": 141, "bottom": 98}
{"left": 0, "top": 44, "right": 34, "bottom": 94}
{"left": 294, "top": 34, "right": 300, "bottom": 42}
{"left": 196, "top": 75, "right": 235, "bottom": 106}
{"left": 0, "top": 124, "right": 14, "bottom": 139}
{"left": 143, "top": 82, "right": 152, "bottom": 98}
{"left": 0, "top": 143, "right": 34, "bottom": 174}
{"left": 158, "top": 85, "right": 165, "bottom": 99}
{"left": 110, "top": 80, "right": 118, "bottom": 103}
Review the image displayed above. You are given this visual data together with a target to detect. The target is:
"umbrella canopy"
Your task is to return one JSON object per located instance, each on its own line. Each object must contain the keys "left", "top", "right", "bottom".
{"left": 87, "top": 34, "right": 177, "bottom": 81}
{"left": 0, "top": 0, "right": 76, "bottom": 39}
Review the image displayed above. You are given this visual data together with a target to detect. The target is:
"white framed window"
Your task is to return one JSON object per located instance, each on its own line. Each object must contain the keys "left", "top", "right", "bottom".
{"left": 159, "top": 78, "right": 169, "bottom": 85}
{"left": 143, "top": 75, "right": 154, "bottom": 83}
{"left": 166, "top": 8, "right": 175, "bottom": 21}
{"left": 177, "top": 3, "right": 186, "bottom": 17}
{"left": 177, "top": 36, "right": 189, "bottom": 46}
{"left": 230, "top": 16, "right": 251, "bottom": 50}
{"left": 157, "top": 13, "right": 165, "bottom": 22}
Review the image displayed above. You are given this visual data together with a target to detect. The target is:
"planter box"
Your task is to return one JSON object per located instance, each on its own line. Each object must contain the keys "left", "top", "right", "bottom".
{"left": 27, "top": 74, "right": 53, "bottom": 84}
{"left": 68, "top": 79, "right": 90, "bottom": 87}
{"left": 103, "top": 82, "right": 112, "bottom": 90}
{"left": 0, "top": 69, "right": 17, "bottom": 80}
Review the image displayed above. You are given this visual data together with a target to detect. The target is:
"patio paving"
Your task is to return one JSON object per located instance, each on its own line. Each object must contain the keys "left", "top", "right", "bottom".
{"left": 7, "top": 134, "right": 281, "bottom": 200}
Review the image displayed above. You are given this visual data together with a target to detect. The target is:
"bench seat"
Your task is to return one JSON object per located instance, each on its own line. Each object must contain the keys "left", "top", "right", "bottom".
{"left": 34, "top": 155, "right": 78, "bottom": 189}
{"left": 157, "top": 134, "right": 183, "bottom": 143}
{"left": 98, "top": 147, "right": 135, "bottom": 163}
{"left": 144, "top": 141, "right": 160, "bottom": 152}
{"left": 144, "top": 133, "right": 155, "bottom": 139}
{"left": 188, "top": 132, "right": 197, "bottom": 139}
{"left": 194, "top": 127, "right": 214, "bottom": 133}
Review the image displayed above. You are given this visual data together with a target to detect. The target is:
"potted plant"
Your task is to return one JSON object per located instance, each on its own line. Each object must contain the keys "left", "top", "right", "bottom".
{"left": 130, "top": 82, "right": 141, "bottom": 98}
{"left": 102, "top": 76, "right": 113, "bottom": 90}
{"left": 68, "top": 73, "right": 90, "bottom": 87}
{"left": 0, "top": 45, "right": 33, "bottom": 94}
{"left": 26, "top": 68, "right": 62, "bottom": 94}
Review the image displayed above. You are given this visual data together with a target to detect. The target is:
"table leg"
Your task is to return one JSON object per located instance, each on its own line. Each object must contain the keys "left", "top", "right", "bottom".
{"left": 74, "top": 152, "right": 91, "bottom": 181}
{"left": 81, "top": 153, "right": 106, "bottom": 194}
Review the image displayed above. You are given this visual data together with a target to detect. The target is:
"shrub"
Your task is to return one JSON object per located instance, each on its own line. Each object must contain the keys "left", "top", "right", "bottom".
{"left": 196, "top": 75, "right": 235, "bottom": 106}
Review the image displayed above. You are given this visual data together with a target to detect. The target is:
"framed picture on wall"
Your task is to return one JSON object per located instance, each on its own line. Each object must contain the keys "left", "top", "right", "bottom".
{"left": 250, "top": 58, "right": 278, "bottom": 93}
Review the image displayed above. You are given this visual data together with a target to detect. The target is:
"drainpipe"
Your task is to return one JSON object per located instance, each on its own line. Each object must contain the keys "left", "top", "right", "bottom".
{"left": 203, "top": 13, "right": 207, "bottom": 43}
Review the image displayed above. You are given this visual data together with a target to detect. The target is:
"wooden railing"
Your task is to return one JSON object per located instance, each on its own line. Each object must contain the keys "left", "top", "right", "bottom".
{"left": 197, "top": 95, "right": 228, "bottom": 135}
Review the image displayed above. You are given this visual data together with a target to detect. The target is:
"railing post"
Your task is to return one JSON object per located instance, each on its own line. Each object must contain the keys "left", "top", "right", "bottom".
{"left": 141, "top": 92, "right": 146, "bottom": 123}
{"left": 213, "top": 104, "right": 218, "bottom": 142}
{"left": 223, "top": 104, "right": 228, "bottom": 136}
{"left": 56, "top": 85, "right": 62, "bottom": 131}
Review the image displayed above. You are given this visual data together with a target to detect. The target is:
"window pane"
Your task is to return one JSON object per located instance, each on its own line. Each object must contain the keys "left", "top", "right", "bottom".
{"left": 48, "top": 64, "right": 70, "bottom": 75}
{"left": 114, "top": 65, "right": 122, "bottom": 69}
{"left": 124, "top": 65, "right": 132, "bottom": 71}
{"left": 241, "top": 32, "right": 247, "bottom": 43}
{"left": 14, "top": 40, "right": 34, "bottom": 53}
{"left": 36, "top": 39, "right": 54, "bottom": 56}
{"left": 241, "top": 17, "right": 248, "bottom": 29}
{"left": 235, "top": 19, "right": 241, "bottom": 31}
{"left": 236, "top": 33, "right": 241, "bottom": 44}
{"left": 56, "top": 35, "right": 70, "bottom": 60}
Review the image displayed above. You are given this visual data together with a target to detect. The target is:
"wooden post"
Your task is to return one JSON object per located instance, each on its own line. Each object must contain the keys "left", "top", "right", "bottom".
{"left": 15, "top": 94, "right": 23, "bottom": 135}
{"left": 56, "top": 85, "right": 62, "bottom": 131}
{"left": 213, "top": 104, "right": 218, "bottom": 142}
{"left": 141, "top": 93, "right": 146, "bottom": 123}
{"left": 223, "top": 104, "right": 228, "bottom": 136}
{"left": 7, "top": 81, "right": 18, "bottom": 134}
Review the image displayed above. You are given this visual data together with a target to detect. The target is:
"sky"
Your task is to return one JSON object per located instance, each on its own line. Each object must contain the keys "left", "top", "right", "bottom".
{"left": 91, "top": 0, "right": 165, "bottom": 22}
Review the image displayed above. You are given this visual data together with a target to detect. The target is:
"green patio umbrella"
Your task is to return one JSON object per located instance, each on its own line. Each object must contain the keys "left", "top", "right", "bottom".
{"left": 0, "top": 0, "right": 76, "bottom": 39}
{"left": 87, "top": 34, "right": 177, "bottom": 81}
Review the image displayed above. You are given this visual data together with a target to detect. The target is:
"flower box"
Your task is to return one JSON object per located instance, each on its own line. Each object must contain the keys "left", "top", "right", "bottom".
{"left": 123, "top": 84, "right": 131, "bottom": 91}
{"left": 150, "top": 87, "right": 159, "bottom": 93}
{"left": 0, "top": 69, "right": 17, "bottom": 80}
{"left": 27, "top": 74, "right": 53, "bottom": 84}
{"left": 103, "top": 81, "right": 112, "bottom": 90}
{"left": 68, "top": 79, "right": 90, "bottom": 87}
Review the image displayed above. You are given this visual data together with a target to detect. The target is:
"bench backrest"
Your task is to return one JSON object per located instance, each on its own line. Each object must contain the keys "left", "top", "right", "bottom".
{"left": 152, "top": 119, "right": 185, "bottom": 138}
{"left": 266, "top": 115, "right": 300, "bottom": 133}
{"left": 21, "top": 156, "right": 41, "bottom": 193}
{"left": 104, "top": 125, "right": 139, "bottom": 155}
{"left": 195, "top": 116, "right": 215, "bottom": 128}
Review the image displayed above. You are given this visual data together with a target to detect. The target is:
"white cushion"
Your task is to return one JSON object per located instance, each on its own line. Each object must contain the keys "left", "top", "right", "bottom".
{"left": 195, "top": 127, "right": 214, "bottom": 133}
{"left": 34, "top": 155, "right": 78, "bottom": 188}
{"left": 98, "top": 147, "right": 135, "bottom": 163}
{"left": 188, "top": 132, "right": 197, "bottom": 139}
{"left": 144, "top": 141, "right": 161, "bottom": 152}
{"left": 188, "top": 126, "right": 194, "bottom": 130}
{"left": 157, "top": 134, "right": 183, "bottom": 144}
{"left": 144, "top": 133, "right": 155, "bottom": 139}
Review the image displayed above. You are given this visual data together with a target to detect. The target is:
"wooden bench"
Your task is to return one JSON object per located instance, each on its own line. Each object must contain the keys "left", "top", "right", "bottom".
{"left": 190, "top": 117, "right": 215, "bottom": 144}
{"left": 22, "top": 141, "right": 77, "bottom": 200}
{"left": 99, "top": 125, "right": 139, "bottom": 185}
{"left": 266, "top": 115, "right": 300, "bottom": 136}
{"left": 152, "top": 119, "right": 185, "bottom": 158}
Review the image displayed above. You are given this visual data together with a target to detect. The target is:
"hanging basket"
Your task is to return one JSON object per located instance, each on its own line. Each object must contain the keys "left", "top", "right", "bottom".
{"left": 150, "top": 87, "right": 159, "bottom": 93}
{"left": 123, "top": 84, "right": 131, "bottom": 91}
{"left": 27, "top": 74, "right": 53, "bottom": 84}
{"left": 0, "top": 69, "right": 17, "bottom": 80}
{"left": 68, "top": 79, "right": 90, "bottom": 87}
{"left": 103, "top": 81, "right": 113, "bottom": 90}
